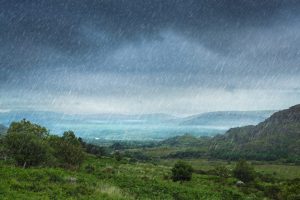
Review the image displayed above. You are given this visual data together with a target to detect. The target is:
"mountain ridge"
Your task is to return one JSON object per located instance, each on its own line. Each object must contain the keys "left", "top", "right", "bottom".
{"left": 208, "top": 105, "right": 300, "bottom": 161}
{"left": 159, "top": 104, "right": 300, "bottom": 162}
{"left": 180, "top": 110, "right": 276, "bottom": 126}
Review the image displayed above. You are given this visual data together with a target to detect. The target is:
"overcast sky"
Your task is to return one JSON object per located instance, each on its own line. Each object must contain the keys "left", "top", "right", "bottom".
{"left": 0, "top": 0, "right": 300, "bottom": 115}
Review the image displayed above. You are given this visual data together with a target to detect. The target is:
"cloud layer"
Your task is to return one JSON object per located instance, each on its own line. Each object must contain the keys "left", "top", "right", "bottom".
{"left": 0, "top": 0, "right": 300, "bottom": 115}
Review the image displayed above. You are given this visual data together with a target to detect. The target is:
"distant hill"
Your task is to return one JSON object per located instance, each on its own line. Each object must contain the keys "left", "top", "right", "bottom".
{"left": 180, "top": 110, "right": 275, "bottom": 127}
{"left": 209, "top": 105, "right": 300, "bottom": 161}
{"left": 135, "top": 113, "right": 178, "bottom": 121}
{"left": 159, "top": 134, "right": 208, "bottom": 147}
{"left": 159, "top": 105, "right": 300, "bottom": 162}
{"left": 0, "top": 110, "right": 273, "bottom": 129}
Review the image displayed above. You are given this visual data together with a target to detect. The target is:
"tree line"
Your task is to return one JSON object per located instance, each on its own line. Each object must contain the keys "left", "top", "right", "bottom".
{"left": 0, "top": 119, "right": 98, "bottom": 168}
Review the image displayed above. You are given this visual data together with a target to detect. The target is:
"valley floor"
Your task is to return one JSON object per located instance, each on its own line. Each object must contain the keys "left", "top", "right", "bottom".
{"left": 0, "top": 156, "right": 299, "bottom": 200}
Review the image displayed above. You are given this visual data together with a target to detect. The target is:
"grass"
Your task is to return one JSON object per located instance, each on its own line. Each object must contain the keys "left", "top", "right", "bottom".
{"left": 0, "top": 158, "right": 130, "bottom": 200}
{"left": 159, "top": 158, "right": 229, "bottom": 171}
{"left": 255, "top": 164, "right": 300, "bottom": 179}
{"left": 158, "top": 158, "right": 300, "bottom": 179}
{"left": 0, "top": 156, "right": 299, "bottom": 199}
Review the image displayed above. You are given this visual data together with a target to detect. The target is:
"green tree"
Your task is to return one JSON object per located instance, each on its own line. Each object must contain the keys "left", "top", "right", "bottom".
{"left": 171, "top": 161, "right": 193, "bottom": 182}
{"left": 233, "top": 160, "right": 256, "bottom": 183}
{"left": 5, "top": 119, "right": 50, "bottom": 167}
{"left": 62, "top": 131, "right": 81, "bottom": 146}
{"left": 7, "top": 119, "right": 49, "bottom": 138}
{"left": 48, "top": 131, "right": 85, "bottom": 168}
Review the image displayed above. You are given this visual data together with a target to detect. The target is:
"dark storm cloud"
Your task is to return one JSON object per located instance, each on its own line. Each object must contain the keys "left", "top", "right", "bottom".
{"left": 1, "top": 0, "right": 300, "bottom": 114}
{"left": 1, "top": 0, "right": 300, "bottom": 56}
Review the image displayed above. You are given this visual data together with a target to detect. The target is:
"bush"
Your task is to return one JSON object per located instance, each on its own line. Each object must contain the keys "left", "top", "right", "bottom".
{"left": 233, "top": 160, "right": 256, "bottom": 183}
{"left": 48, "top": 132, "right": 85, "bottom": 168}
{"left": 5, "top": 119, "right": 51, "bottom": 167}
{"left": 264, "top": 185, "right": 281, "bottom": 200}
{"left": 171, "top": 161, "right": 193, "bottom": 182}
{"left": 2, "top": 120, "right": 89, "bottom": 169}
{"left": 84, "top": 143, "right": 106, "bottom": 157}
{"left": 213, "top": 165, "right": 231, "bottom": 178}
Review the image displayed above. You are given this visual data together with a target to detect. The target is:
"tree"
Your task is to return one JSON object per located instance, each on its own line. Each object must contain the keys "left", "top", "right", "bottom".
{"left": 48, "top": 131, "right": 85, "bottom": 168}
{"left": 171, "top": 161, "right": 193, "bottom": 182}
{"left": 85, "top": 143, "right": 106, "bottom": 157}
{"left": 5, "top": 119, "right": 50, "bottom": 167}
{"left": 62, "top": 131, "right": 81, "bottom": 146}
{"left": 4, "top": 120, "right": 85, "bottom": 168}
{"left": 77, "top": 137, "right": 106, "bottom": 157}
{"left": 7, "top": 119, "right": 49, "bottom": 138}
{"left": 233, "top": 160, "right": 256, "bottom": 183}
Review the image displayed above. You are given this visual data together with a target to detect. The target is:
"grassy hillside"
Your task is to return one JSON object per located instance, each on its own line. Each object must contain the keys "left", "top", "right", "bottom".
{"left": 209, "top": 105, "right": 300, "bottom": 161}
{"left": 159, "top": 134, "right": 209, "bottom": 147}
{"left": 144, "top": 105, "right": 300, "bottom": 163}
{"left": 0, "top": 156, "right": 240, "bottom": 199}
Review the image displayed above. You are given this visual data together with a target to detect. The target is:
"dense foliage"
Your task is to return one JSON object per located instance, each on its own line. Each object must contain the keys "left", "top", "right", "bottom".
{"left": 232, "top": 160, "right": 256, "bottom": 183}
{"left": 48, "top": 131, "right": 85, "bottom": 168}
{"left": 171, "top": 161, "right": 193, "bottom": 182}
{"left": 3, "top": 119, "right": 85, "bottom": 168}
{"left": 5, "top": 119, "right": 50, "bottom": 167}
{"left": 79, "top": 138, "right": 107, "bottom": 157}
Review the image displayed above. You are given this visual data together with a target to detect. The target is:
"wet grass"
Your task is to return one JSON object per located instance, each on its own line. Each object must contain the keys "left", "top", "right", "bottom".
{"left": 0, "top": 156, "right": 299, "bottom": 199}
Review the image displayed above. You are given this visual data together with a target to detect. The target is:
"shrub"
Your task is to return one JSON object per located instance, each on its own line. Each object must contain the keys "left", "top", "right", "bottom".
{"left": 264, "top": 185, "right": 281, "bottom": 200}
{"left": 84, "top": 143, "right": 106, "bottom": 157}
{"left": 233, "top": 160, "right": 256, "bottom": 183}
{"left": 171, "top": 161, "right": 193, "bottom": 182}
{"left": 213, "top": 165, "right": 231, "bottom": 178}
{"left": 5, "top": 119, "right": 51, "bottom": 167}
{"left": 48, "top": 132, "right": 85, "bottom": 168}
{"left": 3, "top": 120, "right": 87, "bottom": 169}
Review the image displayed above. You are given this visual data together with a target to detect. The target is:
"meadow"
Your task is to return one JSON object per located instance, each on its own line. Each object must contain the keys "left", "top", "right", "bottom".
{"left": 1, "top": 155, "right": 299, "bottom": 200}
{"left": 158, "top": 158, "right": 300, "bottom": 179}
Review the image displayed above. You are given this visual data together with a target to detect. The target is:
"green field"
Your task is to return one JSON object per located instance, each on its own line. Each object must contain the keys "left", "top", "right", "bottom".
{"left": 159, "top": 158, "right": 300, "bottom": 179}
{"left": 0, "top": 156, "right": 241, "bottom": 200}
{"left": 1, "top": 155, "right": 300, "bottom": 200}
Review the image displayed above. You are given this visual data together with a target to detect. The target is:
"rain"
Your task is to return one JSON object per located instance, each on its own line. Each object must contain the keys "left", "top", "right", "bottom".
{"left": 1, "top": 1, "right": 300, "bottom": 199}
{"left": 0, "top": 0, "right": 300, "bottom": 140}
